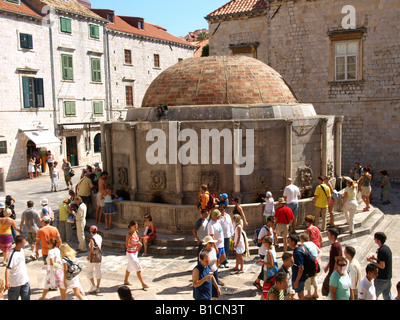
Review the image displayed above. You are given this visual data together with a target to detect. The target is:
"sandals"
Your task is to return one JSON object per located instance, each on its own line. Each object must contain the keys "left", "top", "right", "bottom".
{"left": 253, "top": 281, "right": 262, "bottom": 291}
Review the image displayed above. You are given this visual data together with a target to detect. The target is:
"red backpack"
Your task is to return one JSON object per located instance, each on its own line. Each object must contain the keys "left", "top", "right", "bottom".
{"left": 206, "top": 194, "right": 215, "bottom": 210}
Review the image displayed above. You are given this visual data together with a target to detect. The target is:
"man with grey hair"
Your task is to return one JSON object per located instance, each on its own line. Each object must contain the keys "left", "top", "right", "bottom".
{"left": 283, "top": 178, "right": 301, "bottom": 234}
{"left": 73, "top": 196, "right": 87, "bottom": 253}
{"left": 19, "top": 201, "right": 40, "bottom": 260}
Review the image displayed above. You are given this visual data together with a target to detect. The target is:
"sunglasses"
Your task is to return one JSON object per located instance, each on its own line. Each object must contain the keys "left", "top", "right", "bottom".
{"left": 337, "top": 263, "right": 347, "bottom": 267}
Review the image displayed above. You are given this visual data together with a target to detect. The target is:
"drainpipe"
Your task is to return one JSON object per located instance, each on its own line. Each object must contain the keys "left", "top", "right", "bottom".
{"left": 48, "top": 14, "right": 58, "bottom": 143}
{"left": 104, "top": 27, "right": 112, "bottom": 121}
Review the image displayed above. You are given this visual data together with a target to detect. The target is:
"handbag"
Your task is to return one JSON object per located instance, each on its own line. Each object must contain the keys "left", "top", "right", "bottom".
{"left": 265, "top": 250, "right": 279, "bottom": 279}
{"left": 90, "top": 237, "right": 102, "bottom": 263}
{"left": 64, "top": 257, "right": 82, "bottom": 280}
{"left": 69, "top": 169, "right": 75, "bottom": 177}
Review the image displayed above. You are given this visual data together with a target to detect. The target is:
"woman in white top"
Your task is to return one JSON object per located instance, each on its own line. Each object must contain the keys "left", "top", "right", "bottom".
{"left": 232, "top": 214, "right": 245, "bottom": 274}
{"left": 28, "top": 157, "right": 35, "bottom": 179}
{"left": 342, "top": 179, "right": 358, "bottom": 236}
{"left": 60, "top": 243, "right": 85, "bottom": 300}
{"left": 38, "top": 238, "right": 64, "bottom": 300}
{"left": 50, "top": 161, "right": 59, "bottom": 192}
{"left": 87, "top": 225, "right": 103, "bottom": 294}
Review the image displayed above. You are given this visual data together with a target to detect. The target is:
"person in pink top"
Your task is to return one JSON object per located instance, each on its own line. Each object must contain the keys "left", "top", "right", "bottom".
{"left": 304, "top": 215, "right": 322, "bottom": 249}
{"left": 124, "top": 220, "right": 149, "bottom": 290}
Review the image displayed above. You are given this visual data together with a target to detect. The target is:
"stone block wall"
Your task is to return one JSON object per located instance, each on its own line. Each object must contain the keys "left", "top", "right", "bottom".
{"left": 208, "top": 0, "right": 400, "bottom": 180}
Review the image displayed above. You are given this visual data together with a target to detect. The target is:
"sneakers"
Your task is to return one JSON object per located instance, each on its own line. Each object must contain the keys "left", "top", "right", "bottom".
{"left": 88, "top": 285, "right": 98, "bottom": 294}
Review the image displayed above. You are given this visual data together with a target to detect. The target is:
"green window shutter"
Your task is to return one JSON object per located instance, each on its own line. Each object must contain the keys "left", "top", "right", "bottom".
{"left": 34, "top": 78, "right": 44, "bottom": 108}
{"left": 60, "top": 17, "right": 72, "bottom": 33}
{"left": 62, "top": 54, "right": 73, "bottom": 80}
{"left": 20, "top": 33, "right": 33, "bottom": 49}
{"left": 90, "top": 24, "right": 99, "bottom": 39}
{"left": 91, "top": 58, "right": 101, "bottom": 82}
{"left": 22, "top": 76, "right": 33, "bottom": 108}
{"left": 93, "top": 101, "right": 103, "bottom": 114}
{"left": 65, "top": 101, "right": 76, "bottom": 115}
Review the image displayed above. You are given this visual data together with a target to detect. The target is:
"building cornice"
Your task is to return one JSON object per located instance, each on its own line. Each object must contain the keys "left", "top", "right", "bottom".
{"left": 108, "top": 29, "right": 196, "bottom": 50}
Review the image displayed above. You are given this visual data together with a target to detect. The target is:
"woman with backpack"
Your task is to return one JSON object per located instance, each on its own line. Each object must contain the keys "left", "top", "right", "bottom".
{"left": 60, "top": 243, "right": 85, "bottom": 300}
{"left": 86, "top": 225, "right": 103, "bottom": 294}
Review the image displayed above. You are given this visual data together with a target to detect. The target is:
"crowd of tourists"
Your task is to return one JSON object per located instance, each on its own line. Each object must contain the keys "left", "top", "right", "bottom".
{"left": 193, "top": 161, "right": 396, "bottom": 301}
{"left": 0, "top": 160, "right": 397, "bottom": 300}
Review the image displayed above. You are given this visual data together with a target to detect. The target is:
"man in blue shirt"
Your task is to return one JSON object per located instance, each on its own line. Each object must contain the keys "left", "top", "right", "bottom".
{"left": 287, "top": 233, "right": 306, "bottom": 300}
{"left": 192, "top": 251, "right": 220, "bottom": 300}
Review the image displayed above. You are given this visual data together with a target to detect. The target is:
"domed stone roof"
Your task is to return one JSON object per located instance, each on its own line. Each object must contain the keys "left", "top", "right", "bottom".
{"left": 141, "top": 56, "right": 298, "bottom": 107}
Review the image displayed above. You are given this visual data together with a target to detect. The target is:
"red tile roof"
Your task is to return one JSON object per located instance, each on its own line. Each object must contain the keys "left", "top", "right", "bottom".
{"left": 207, "top": 0, "right": 268, "bottom": 18}
{"left": 0, "top": 0, "right": 42, "bottom": 18}
{"left": 92, "top": 8, "right": 194, "bottom": 47}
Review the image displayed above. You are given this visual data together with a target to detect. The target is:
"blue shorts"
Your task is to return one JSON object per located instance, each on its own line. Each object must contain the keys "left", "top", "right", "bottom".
{"left": 287, "top": 202, "right": 299, "bottom": 218}
{"left": 293, "top": 280, "right": 305, "bottom": 293}
{"left": 217, "top": 247, "right": 226, "bottom": 258}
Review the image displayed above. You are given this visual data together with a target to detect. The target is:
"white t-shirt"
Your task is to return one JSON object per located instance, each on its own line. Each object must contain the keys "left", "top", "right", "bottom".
{"left": 207, "top": 220, "right": 224, "bottom": 249}
{"left": 200, "top": 248, "right": 218, "bottom": 272}
{"left": 6, "top": 249, "right": 29, "bottom": 287}
{"left": 358, "top": 277, "right": 377, "bottom": 300}
{"left": 219, "top": 213, "right": 234, "bottom": 239}
{"left": 258, "top": 225, "right": 272, "bottom": 256}
{"left": 91, "top": 234, "right": 103, "bottom": 249}
{"left": 263, "top": 198, "right": 275, "bottom": 216}
{"left": 283, "top": 184, "right": 301, "bottom": 204}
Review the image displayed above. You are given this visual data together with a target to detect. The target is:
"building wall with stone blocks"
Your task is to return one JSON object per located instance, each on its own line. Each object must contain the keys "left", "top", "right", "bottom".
{"left": 0, "top": 11, "right": 57, "bottom": 180}
{"left": 49, "top": 10, "right": 108, "bottom": 168}
{"left": 208, "top": 0, "right": 400, "bottom": 180}
{"left": 108, "top": 33, "right": 196, "bottom": 112}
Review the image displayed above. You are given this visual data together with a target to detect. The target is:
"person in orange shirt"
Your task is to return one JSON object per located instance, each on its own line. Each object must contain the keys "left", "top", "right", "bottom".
{"left": 198, "top": 184, "right": 210, "bottom": 212}
{"left": 35, "top": 216, "right": 62, "bottom": 264}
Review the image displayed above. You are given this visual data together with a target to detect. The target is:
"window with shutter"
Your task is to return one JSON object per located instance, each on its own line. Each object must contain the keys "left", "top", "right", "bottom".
{"left": 91, "top": 58, "right": 101, "bottom": 82}
{"left": 20, "top": 33, "right": 33, "bottom": 49}
{"left": 60, "top": 17, "right": 72, "bottom": 33}
{"left": 0, "top": 141, "right": 7, "bottom": 154}
{"left": 93, "top": 101, "right": 103, "bottom": 115}
{"left": 62, "top": 54, "right": 74, "bottom": 80}
{"left": 34, "top": 78, "right": 44, "bottom": 108}
{"left": 22, "top": 76, "right": 45, "bottom": 108}
{"left": 154, "top": 54, "right": 160, "bottom": 68}
{"left": 89, "top": 24, "right": 100, "bottom": 39}
{"left": 64, "top": 101, "right": 76, "bottom": 116}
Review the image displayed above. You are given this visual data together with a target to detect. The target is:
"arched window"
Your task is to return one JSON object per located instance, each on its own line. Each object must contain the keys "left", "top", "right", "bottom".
{"left": 94, "top": 133, "right": 101, "bottom": 153}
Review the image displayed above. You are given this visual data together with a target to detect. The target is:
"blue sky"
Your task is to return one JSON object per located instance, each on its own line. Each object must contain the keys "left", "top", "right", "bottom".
{"left": 91, "top": 0, "right": 228, "bottom": 37}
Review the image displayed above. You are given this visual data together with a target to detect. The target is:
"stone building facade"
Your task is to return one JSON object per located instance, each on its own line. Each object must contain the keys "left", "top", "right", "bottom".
{"left": 0, "top": 0, "right": 195, "bottom": 181}
{"left": 206, "top": 0, "right": 400, "bottom": 180}
{"left": 0, "top": 0, "right": 57, "bottom": 179}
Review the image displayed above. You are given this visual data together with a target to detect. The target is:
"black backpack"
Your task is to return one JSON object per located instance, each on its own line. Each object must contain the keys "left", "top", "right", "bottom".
{"left": 253, "top": 225, "right": 268, "bottom": 247}
{"left": 302, "top": 247, "right": 320, "bottom": 278}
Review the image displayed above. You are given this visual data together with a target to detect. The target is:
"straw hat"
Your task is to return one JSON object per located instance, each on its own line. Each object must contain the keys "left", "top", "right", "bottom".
{"left": 202, "top": 235, "right": 217, "bottom": 246}
{"left": 278, "top": 197, "right": 286, "bottom": 204}
{"left": 211, "top": 209, "right": 221, "bottom": 219}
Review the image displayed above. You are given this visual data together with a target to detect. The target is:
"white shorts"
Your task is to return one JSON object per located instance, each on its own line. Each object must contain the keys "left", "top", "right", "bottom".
{"left": 97, "top": 192, "right": 105, "bottom": 207}
{"left": 126, "top": 251, "right": 142, "bottom": 273}
{"left": 87, "top": 262, "right": 102, "bottom": 280}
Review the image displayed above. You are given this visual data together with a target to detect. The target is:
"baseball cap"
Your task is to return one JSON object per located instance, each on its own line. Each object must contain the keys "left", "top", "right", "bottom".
{"left": 42, "top": 215, "right": 52, "bottom": 222}
{"left": 219, "top": 193, "right": 228, "bottom": 200}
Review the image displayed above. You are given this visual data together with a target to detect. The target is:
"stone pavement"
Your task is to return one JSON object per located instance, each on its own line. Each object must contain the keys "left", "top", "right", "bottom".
{"left": 1, "top": 169, "right": 399, "bottom": 301}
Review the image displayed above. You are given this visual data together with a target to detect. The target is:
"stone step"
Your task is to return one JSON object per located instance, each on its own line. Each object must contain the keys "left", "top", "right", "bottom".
{"left": 83, "top": 204, "right": 385, "bottom": 257}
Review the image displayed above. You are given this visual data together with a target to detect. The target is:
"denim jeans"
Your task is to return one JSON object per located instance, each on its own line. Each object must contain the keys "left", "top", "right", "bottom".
{"left": 375, "top": 278, "right": 392, "bottom": 300}
{"left": 7, "top": 282, "right": 31, "bottom": 300}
